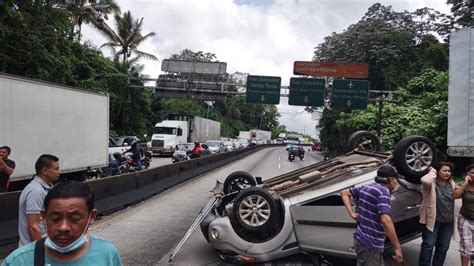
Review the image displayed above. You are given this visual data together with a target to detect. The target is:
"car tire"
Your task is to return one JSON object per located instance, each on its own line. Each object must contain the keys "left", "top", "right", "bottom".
{"left": 223, "top": 171, "right": 257, "bottom": 194}
{"left": 345, "top": 131, "right": 382, "bottom": 153}
{"left": 392, "top": 136, "right": 436, "bottom": 183}
{"left": 232, "top": 187, "right": 277, "bottom": 232}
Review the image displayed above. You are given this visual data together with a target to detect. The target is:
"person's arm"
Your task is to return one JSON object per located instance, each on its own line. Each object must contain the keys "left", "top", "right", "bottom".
{"left": 421, "top": 167, "right": 437, "bottom": 189}
{"left": 453, "top": 175, "right": 470, "bottom": 199}
{"left": 26, "top": 214, "right": 42, "bottom": 241}
{"left": 380, "top": 214, "right": 403, "bottom": 263}
{"left": 25, "top": 191, "right": 46, "bottom": 240}
{"left": 340, "top": 189, "right": 359, "bottom": 221}
{"left": 0, "top": 158, "right": 14, "bottom": 175}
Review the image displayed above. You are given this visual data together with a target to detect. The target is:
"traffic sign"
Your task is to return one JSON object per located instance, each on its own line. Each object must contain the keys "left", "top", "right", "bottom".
{"left": 246, "top": 75, "right": 281, "bottom": 104}
{"left": 331, "top": 79, "right": 369, "bottom": 109}
{"left": 288, "top": 78, "right": 325, "bottom": 106}
{"left": 293, "top": 61, "right": 369, "bottom": 78}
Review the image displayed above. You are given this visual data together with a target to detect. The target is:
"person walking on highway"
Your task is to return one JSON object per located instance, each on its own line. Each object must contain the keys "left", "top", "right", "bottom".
{"left": 340, "top": 165, "right": 404, "bottom": 265}
{"left": 2, "top": 181, "right": 122, "bottom": 266}
{"left": 125, "top": 140, "right": 142, "bottom": 171}
{"left": 18, "top": 154, "right": 60, "bottom": 246}
{"left": 419, "top": 162, "right": 456, "bottom": 266}
{"left": 453, "top": 164, "right": 474, "bottom": 266}
{"left": 0, "top": 146, "right": 15, "bottom": 192}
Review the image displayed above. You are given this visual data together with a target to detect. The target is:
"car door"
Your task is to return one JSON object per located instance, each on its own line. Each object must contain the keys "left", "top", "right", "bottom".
{"left": 290, "top": 193, "right": 358, "bottom": 259}
{"left": 291, "top": 180, "right": 422, "bottom": 258}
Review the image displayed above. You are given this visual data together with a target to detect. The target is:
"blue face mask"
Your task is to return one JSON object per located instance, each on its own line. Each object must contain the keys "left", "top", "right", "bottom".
{"left": 44, "top": 215, "right": 91, "bottom": 254}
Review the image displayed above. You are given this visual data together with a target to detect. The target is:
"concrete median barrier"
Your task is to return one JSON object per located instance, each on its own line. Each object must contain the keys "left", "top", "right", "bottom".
{"left": 87, "top": 172, "right": 143, "bottom": 215}
{"left": 0, "top": 191, "right": 21, "bottom": 245}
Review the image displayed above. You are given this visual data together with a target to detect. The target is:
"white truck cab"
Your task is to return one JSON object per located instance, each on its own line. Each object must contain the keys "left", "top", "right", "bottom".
{"left": 151, "top": 120, "right": 189, "bottom": 155}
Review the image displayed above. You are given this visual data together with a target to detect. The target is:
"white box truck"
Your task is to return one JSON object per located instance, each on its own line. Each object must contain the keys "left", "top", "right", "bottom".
{"left": 447, "top": 28, "right": 474, "bottom": 157}
{"left": 250, "top": 129, "right": 271, "bottom": 142}
{"left": 151, "top": 115, "right": 220, "bottom": 155}
{"left": 0, "top": 73, "right": 109, "bottom": 182}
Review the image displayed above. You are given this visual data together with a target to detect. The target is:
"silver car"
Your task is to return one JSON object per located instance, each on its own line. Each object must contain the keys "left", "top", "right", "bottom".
{"left": 198, "top": 132, "right": 435, "bottom": 264}
{"left": 206, "top": 140, "right": 226, "bottom": 154}
{"left": 171, "top": 143, "right": 194, "bottom": 163}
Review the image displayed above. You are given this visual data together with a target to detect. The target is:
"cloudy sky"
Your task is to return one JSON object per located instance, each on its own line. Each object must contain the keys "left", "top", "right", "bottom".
{"left": 83, "top": 0, "right": 451, "bottom": 138}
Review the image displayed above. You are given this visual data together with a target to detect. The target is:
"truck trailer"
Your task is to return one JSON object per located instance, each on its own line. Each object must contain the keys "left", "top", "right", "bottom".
{"left": 447, "top": 28, "right": 474, "bottom": 157}
{"left": 0, "top": 73, "right": 109, "bottom": 183}
{"left": 151, "top": 115, "right": 220, "bottom": 155}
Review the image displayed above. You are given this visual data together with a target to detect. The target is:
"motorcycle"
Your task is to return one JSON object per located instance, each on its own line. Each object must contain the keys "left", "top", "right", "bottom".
{"left": 288, "top": 153, "right": 295, "bottom": 162}
{"left": 322, "top": 147, "right": 330, "bottom": 161}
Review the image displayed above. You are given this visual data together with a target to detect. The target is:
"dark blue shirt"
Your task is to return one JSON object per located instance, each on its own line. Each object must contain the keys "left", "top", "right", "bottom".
{"left": 350, "top": 183, "right": 391, "bottom": 253}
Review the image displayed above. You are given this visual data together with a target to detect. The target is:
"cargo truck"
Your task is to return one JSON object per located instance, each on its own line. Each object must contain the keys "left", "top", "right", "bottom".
{"left": 0, "top": 73, "right": 109, "bottom": 184}
{"left": 151, "top": 115, "right": 220, "bottom": 156}
{"left": 250, "top": 129, "right": 271, "bottom": 143}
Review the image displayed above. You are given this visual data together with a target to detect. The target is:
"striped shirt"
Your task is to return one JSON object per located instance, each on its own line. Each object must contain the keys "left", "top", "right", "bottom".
{"left": 350, "top": 183, "right": 391, "bottom": 253}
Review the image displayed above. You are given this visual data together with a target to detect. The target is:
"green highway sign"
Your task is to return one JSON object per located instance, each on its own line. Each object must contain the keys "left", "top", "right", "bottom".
{"left": 288, "top": 78, "right": 325, "bottom": 106}
{"left": 246, "top": 75, "right": 281, "bottom": 104}
{"left": 331, "top": 79, "right": 369, "bottom": 109}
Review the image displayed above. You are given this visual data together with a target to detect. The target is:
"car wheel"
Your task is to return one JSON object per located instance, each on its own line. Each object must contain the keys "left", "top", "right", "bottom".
{"left": 345, "top": 131, "right": 382, "bottom": 153}
{"left": 223, "top": 171, "right": 257, "bottom": 194}
{"left": 232, "top": 187, "right": 277, "bottom": 231}
{"left": 392, "top": 136, "right": 436, "bottom": 183}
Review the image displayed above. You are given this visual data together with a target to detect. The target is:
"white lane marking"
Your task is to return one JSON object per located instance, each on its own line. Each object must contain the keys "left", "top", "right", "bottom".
{"left": 278, "top": 163, "right": 281, "bottom": 169}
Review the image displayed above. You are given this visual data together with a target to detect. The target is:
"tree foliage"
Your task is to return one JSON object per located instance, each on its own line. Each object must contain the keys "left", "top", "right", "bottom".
{"left": 447, "top": 0, "right": 473, "bottom": 27}
{"left": 314, "top": 4, "right": 454, "bottom": 154}
{"left": 100, "top": 11, "right": 157, "bottom": 63}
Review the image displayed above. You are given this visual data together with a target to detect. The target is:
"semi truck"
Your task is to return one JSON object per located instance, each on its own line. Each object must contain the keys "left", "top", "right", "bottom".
{"left": 0, "top": 73, "right": 109, "bottom": 184}
{"left": 151, "top": 115, "right": 220, "bottom": 155}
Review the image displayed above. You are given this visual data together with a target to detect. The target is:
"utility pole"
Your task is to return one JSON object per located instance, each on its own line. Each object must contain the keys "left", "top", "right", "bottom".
{"left": 368, "top": 90, "right": 399, "bottom": 141}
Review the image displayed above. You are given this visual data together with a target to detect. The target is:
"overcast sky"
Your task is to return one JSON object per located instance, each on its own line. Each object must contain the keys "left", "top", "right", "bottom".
{"left": 82, "top": 0, "right": 451, "bottom": 138}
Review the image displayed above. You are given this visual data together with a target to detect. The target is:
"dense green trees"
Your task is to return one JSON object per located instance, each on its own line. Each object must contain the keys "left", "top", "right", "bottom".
{"left": 314, "top": 3, "right": 460, "bottom": 155}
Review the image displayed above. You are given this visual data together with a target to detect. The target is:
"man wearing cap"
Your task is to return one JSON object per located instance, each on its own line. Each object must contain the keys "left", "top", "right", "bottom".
{"left": 340, "top": 165, "right": 404, "bottom": 265}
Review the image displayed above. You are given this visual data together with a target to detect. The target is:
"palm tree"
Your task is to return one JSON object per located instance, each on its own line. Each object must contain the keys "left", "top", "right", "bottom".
{"left": 100, "top": 11, "right": 157, "bottom": 63}
{"left": 61, "top": 0, "right": 120, "bottom": 41}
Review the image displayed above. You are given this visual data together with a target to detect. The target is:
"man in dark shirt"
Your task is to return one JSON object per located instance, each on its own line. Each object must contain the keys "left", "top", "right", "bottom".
{"left": 0, "top": 146, "right": 15, "bottom": 192}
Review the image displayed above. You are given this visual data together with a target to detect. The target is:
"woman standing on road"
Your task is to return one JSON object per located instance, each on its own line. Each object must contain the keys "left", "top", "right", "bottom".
{"left": 419, "top": 162, "right": 456, "bottom": 266}
{"left": 453, "top": 164, "right": 474, "bottom": 266}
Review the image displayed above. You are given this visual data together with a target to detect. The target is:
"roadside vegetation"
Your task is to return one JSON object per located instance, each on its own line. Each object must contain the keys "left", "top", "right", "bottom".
{"left": 312, "top": 3, "right": 471, "bottom": 155}
{"left": 0, "top": 1, "right": 471, "bottom": 145}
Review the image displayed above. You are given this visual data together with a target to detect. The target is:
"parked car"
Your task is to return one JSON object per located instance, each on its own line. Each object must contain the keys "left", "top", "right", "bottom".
{"left": 196, "top": 131, "right": 435, "bottom": 264}
{"left": 239, "top": 139, "right": 249, "bottom": 148}
{"left": 232, "top": 139, "right": 242, "bottom": 149}
{"left": 223, "top": 141, "right": 235, "bottom": 152}
{"left": 206, "top": 140, "right": 226, "bottom": 154}
{"left": 112, "top": 136, "right": 148, "bottom": 158}
{"left": 172, "top": 143, "right": 194, "bottom": 163}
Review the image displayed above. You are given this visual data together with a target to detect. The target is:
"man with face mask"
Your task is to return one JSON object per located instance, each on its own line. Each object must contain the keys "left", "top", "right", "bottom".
{"left": 340, "top": 165, "right": 404, "bottom": 266}
{"left": 2, "top": 181, "right": 122, "bottom": 265}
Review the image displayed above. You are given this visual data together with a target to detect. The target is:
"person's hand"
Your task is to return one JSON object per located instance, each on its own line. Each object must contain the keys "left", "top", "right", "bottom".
{"left": 393, "top": 247, "right": 403, "bottom": 264}
{"left": 0, "top": 156, "right": 4, "bottom": 167}
{"left": 464, "top": 175, "right": 471, "bottom": 185}
{"left": 350, "top": 212, "right": 360, "bottom": 222}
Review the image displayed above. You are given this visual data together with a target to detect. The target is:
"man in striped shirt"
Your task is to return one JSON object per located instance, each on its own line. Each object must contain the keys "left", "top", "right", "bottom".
{"left": 340, "top": 165, "right": 404, "bottom": 265}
